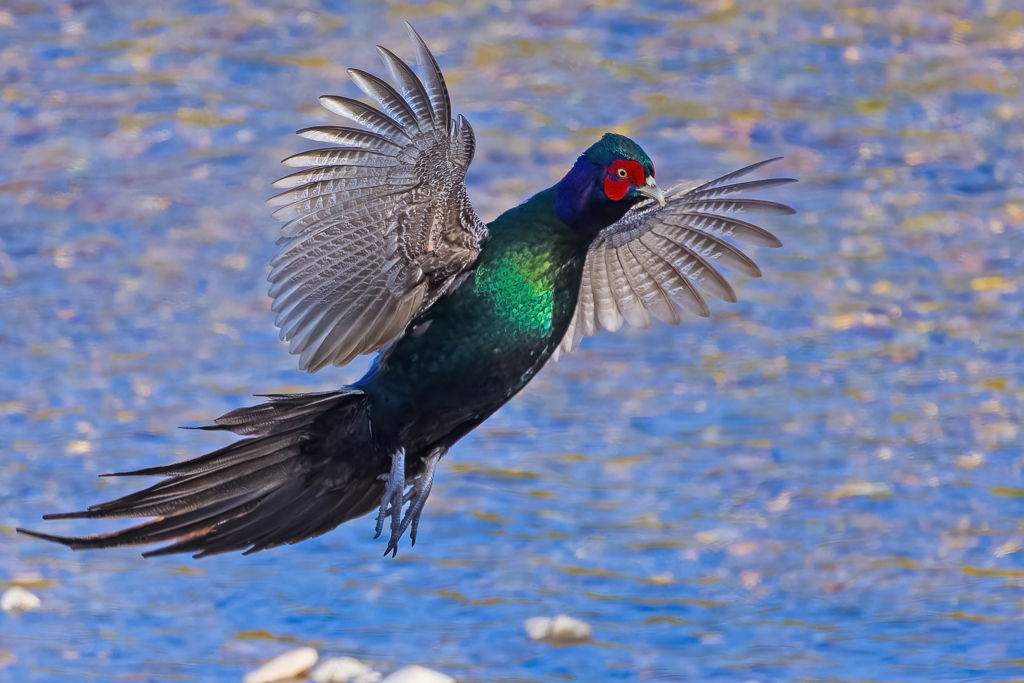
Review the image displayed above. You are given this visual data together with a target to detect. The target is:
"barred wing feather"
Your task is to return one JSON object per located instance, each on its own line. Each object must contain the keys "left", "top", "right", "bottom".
{"left": 556, "top": 158, "right": 795, "bottom": 358}
{"left": 267, "top": 23, "right": 487, "bottom": 372}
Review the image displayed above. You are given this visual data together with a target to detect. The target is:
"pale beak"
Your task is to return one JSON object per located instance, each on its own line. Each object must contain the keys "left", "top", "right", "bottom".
{"left": 635, "top": 176, "right": 666, "bottom": 206}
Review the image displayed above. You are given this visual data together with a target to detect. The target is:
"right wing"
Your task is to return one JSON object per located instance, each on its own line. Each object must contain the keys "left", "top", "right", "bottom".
{"left": 267, "top": 23, "right": 487, "bottom": 372}
{"left": 557, "top": 158, "right": 796, "bottom": 358}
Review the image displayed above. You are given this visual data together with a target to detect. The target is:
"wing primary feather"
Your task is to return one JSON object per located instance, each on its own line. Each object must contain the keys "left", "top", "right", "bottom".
{"left": 347, "top": 68, "right": 421, "bottom": 134}
{"left": 268, "top": 186, "right": 394, "bottom": 219}
{"left": 267, "top": 176, "right": 393, "bottom": 209}
{"left": 655, "top": 222, "right": 763, "bottom": 278}
{"left": 680, "top": 198, "right": 796, "bottom": 216}
{"left": 272, "top": 164, "right": 399, "bottom": 190}
{"left": 683, "top": 177, "right": 797, "bottom": 201}
{"left": 640, "top": 232, "right": 736, "bottom": 303}
{"left": 319, "top": 96, "right": 413, "bottom": 143}
{"left": 404, "top": 22, "right": 451, "bottom": 130}
{"left": 613, "top": 246, "right": 653, "bottom": 329}
{"left": 671, "top": 211, "right": 783, "bottom": 248}
{"left": 624, "top": 240, "right": 682, "bottom": 324}
{"left": 293, "top": 126, "right": 402, "bottom": 153}
{"left": 685, "top": 157, "right": 785, "bottom": 194}
{"left": 281, "top": 147, "right": 397, "bottom": 169}
{"left": 606, "top": 247, "right": 650, "bottom": 329}
{"left": 452, "top": 115, "right": 476, "bottom": 169}
{"left": 648, "top": 236, "right": 712, "bottom": 318}
{"left": 375, "top": 45, "right": 435, "bottom": 130}
{"left": 631, "top": 237, "right": 699, "bottom": 321}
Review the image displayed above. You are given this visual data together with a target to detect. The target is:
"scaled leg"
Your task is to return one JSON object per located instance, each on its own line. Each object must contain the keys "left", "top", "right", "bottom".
{"left": 399, "top": 447, "right": 443, "bottom": 547}
{"left": 374, "top": 449, "right": 406, "bottom": 556}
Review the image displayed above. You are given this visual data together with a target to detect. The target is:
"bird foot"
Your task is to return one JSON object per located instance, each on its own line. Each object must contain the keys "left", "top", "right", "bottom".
{"left": 400, "top": 449, "right": 440, "bottom": 547}
{"left": 374, "top": 448, "right": 442, "bottom": 557}
{"left": 374, "top": 450, "right": 406, "bottom": 556}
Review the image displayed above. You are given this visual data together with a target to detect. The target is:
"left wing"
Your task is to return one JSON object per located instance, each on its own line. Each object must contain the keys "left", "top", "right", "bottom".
{"left": 556, "top": 158, "right": 796, "bottom": 358}
{"left": 267, "top": 24, "right": 487, "bottom": 372}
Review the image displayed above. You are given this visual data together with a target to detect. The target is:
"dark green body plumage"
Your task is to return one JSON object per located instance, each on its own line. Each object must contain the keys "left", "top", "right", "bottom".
{"left": 362, "top": 188, "right": 586, "bottom": 470}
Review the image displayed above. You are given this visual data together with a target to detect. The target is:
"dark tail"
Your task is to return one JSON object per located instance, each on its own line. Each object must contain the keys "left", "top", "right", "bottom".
{"left": 17, "top": 390, "right": 386, "bottom": 558}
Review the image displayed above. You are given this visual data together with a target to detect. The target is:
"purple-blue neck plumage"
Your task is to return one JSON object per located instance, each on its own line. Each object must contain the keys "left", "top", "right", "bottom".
{"left": 552, "top": 133, "right": 656, "bottom": 241}
{"left": 553, "top": 155, "right": 626, "bottom": 239}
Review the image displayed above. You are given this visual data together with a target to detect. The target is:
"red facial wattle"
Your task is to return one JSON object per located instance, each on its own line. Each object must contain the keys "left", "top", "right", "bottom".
{"left": 603, "top": 159, "right": 647, "bottom": 201}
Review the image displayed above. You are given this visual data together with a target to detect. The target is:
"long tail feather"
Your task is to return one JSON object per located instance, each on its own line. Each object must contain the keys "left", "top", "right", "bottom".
{"left": 17, "top": 390, "right": 385, "bottom": 558}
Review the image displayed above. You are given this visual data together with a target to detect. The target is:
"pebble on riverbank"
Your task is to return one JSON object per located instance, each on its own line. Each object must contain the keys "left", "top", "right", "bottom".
{"left": 1, "top": 587, "right": 41, "bottom": 614}
{"left": 311, "top": 657, "right": 382, "bottom": 683}
{"left": 524, "top": 614, "right": 592, "bottom": 644}
{"left": 243, "top": 646, "right": 318, "bottom": 683}
{"left": 380, "top": 665, "right": 454, "bottom": 683}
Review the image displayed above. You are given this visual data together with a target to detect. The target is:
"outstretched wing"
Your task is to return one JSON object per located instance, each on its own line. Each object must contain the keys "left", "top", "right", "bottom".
{"left": 556, "top": 158, "right": 796, "bottom": 357}
{"left": 268, "top": 23, "right": 487, "bottom": 372}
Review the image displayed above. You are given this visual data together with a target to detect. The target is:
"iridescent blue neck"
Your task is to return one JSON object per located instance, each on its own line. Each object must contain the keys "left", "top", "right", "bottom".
{"left": 552, "top": 155, "right": 632, "bottom": 240}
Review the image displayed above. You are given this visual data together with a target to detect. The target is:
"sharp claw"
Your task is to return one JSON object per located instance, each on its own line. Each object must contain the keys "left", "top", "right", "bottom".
{"left": 373, "top": 514, "right": 385, "bottom": 539}
{"left": 387, "top": 476, "right": 402, "bottom": 554}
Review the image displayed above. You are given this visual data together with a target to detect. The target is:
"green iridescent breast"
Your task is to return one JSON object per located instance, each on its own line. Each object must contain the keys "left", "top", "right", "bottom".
{"left": 473, "top": 249, "right": 556, "bottom": 333}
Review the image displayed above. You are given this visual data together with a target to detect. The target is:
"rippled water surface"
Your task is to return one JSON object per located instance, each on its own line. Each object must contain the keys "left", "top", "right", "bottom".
{"left": 3, "top": 1, "right": 1024, "bottom": 681}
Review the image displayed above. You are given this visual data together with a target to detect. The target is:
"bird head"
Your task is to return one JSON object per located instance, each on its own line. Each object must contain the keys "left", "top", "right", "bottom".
{"left": 554, "top": 133, "right": 664, "bottom": 240}
{"left": 584, "top": 133, "right": 664, "bottom": 208}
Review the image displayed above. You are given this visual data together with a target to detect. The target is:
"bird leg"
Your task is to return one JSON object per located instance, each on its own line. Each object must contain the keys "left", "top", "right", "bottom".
{"left": 375, "top": 449, "right": 406, "bottom": 556}
{"left": 375, "top": 447, "right": 445, "bottom": 557}
{"left": 399, "top": 447, "right": 443, "bottom": 547}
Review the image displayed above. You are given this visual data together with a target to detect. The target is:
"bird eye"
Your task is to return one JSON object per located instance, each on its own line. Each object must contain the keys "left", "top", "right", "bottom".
{"left": 616, "top": 167, "right": 629, "bottom": 179}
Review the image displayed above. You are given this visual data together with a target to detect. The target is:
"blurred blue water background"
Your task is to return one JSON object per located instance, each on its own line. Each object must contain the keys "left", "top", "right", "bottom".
{"left": 3, "top": 1, "right": 1024, "bottom": 681}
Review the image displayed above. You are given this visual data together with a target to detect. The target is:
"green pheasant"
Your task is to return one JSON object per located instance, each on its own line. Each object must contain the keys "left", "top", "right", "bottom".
{"left": 20, "top": 24, "right": 795, "bottom": 558}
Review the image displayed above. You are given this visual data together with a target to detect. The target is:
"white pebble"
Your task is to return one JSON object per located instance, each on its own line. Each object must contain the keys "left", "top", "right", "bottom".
{"left": 524, "top": 617, "right": 553, "bottom": 641}
{"left": 243, "top": 646, "right": 318, "bottom": 683}
{"left": 311, "top": 657, "right": 382, "bottom": 683}
{"left": 380, "top": 665, "right": 454, "bottom": 683}
{"left": 1, "top": 586, "right": 41, "bottom": 614}
{"left": 550, "top": 614, "right": 592, "bottom": 642}
{"left": 525, "top": 614, "right": 592, "bottom": 644}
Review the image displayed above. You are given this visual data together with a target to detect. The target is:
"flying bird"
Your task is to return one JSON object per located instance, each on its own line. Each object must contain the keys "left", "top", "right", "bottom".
{"left": 19, "top": 24, "right": 795, "bottom": 558}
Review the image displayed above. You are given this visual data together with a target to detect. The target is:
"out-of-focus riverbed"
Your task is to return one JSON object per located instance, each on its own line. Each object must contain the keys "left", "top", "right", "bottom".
{"left": 3, "top": 1, "right": 1024, "bottom": 681}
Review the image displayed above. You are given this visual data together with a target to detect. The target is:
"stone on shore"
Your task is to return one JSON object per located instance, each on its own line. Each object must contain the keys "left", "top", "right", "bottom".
{"left": 243, "top": 646, "right": 318, "bottom": 683}
{"left": 311, "top": 656, "right": 382, "bottom": 683}
{"left": 1, "top": 587, "right": 41, "bottom": 614}
{"left": 524, "top": 614, "right": 592, "bottom": 644}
